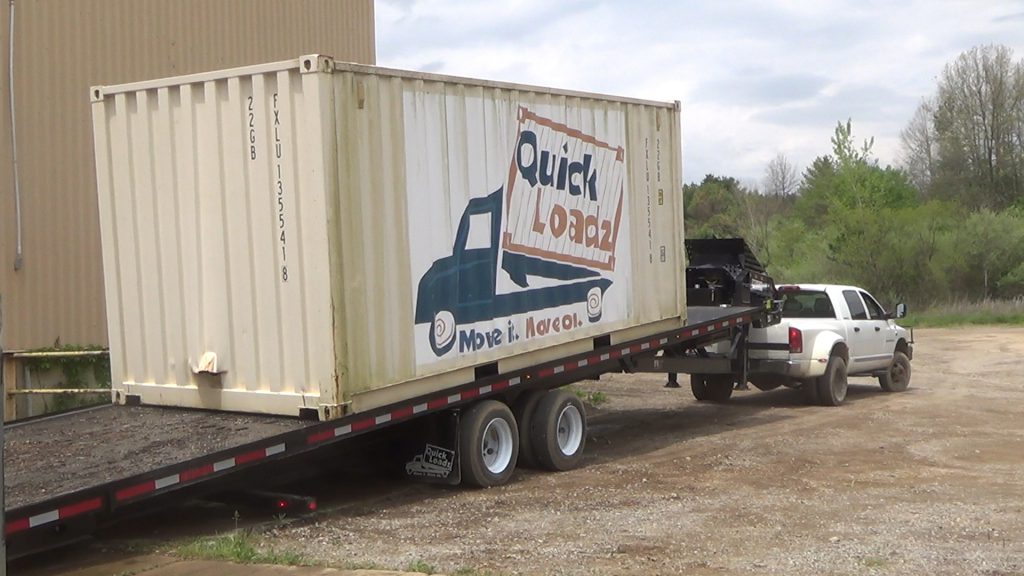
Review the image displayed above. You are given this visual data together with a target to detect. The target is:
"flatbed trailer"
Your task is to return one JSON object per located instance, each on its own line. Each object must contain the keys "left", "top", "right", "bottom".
{"left": 4, "top": 302, "right": 771, "bottom": 558}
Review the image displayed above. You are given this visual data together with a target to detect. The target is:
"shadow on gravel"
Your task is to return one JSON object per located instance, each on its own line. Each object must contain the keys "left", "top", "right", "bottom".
{"left": 579, "top": 378, "right": 896, "bottom": 467}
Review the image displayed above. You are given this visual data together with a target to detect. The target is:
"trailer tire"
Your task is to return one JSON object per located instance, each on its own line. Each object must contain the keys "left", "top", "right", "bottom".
{"left": 878, "top": 351, "right": 912, "bottom": 392}
{"left": 459, "top": 400, "right": 519, "bottom": 487}
{"left": 512, "top": 390, "right": 547, "bottom": 468}
{"left": 531, "top": 390, "right": 587, "bottom": 471}
{"left": 691, "top": 374, "right": 733, "bottom": 402}
{"left": 816, "top": 354, "right": 848, "bottom": 406}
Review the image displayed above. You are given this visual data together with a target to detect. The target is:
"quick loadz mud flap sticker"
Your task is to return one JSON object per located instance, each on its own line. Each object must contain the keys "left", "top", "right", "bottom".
{"left": 410, "top": 104, "right": 630, "bottom": 365}
{"left": 403, "top": 411, "right": 461, "bottom": 485}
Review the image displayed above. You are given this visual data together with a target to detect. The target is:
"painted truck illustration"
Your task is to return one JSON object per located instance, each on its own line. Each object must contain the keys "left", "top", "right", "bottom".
{"left": 414, "top": 107, "right": 628, "bottom": 358}
{"left": 414, "top": 189, "right": 612, "bottom": 356}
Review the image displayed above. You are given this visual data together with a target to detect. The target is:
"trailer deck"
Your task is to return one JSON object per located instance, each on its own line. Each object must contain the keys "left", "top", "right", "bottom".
{"left": 4, "top": 405, "right": 311, "bottom": 509}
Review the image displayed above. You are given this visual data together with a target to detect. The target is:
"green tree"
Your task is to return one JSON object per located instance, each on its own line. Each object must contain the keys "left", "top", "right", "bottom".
{"left": 683, "top": 175, "right": 743, "bottom": 238}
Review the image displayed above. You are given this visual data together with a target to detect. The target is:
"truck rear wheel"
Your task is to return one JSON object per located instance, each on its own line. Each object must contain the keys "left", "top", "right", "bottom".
{"left": 690, "top": 374, "right": 734, "bottom": 402}
{"left": 816, "top": 355, "right": 848, "bottom": 406}
{"left": 512, "top": 390, "right": 547, "bottom": 468}
{"left": 531, "top": 390, "right": 587, "bottom": 471}
{"left": 878, "top": 351, "right": 912, "bottom": 392}
{"left": 459, "top": 400, "right": 519, "bottom": 487}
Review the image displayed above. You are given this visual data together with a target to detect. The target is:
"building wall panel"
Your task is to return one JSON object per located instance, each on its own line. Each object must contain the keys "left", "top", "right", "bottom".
{"left": 0, "top": 0, "right": 374, "bottom": 351}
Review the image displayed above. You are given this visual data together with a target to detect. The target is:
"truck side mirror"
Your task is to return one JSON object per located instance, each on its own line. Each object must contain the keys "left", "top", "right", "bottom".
{"left": 895, "top": 303, "right": 907, "bottom": 319}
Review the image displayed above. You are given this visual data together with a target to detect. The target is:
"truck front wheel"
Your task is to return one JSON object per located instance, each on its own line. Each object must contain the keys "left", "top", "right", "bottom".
{"left": 459, "top": 400, "right": 519, "bottom": 487}
{"left": 816, "top": 355, "right": 848, "bottom": 406}
{"left": 878, "top": 351, "right": 912, "bottom": 392}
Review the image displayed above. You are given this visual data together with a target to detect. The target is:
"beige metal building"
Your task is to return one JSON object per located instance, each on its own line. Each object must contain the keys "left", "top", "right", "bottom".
{"left": 0, "top": 0, "right": 375, "bottom": 354}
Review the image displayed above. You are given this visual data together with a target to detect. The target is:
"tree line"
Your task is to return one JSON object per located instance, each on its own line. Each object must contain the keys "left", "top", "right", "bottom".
{"left": 684, "top": 44, "right": 1024, "bottom": 309}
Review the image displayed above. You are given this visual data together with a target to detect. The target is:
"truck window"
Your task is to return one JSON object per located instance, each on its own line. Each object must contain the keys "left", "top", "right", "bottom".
{"left": 860, "top": 291, "right": 886, "bottom": 319}
{"left": 464, "top": 212, "right": 492, "bottom": 250}
{"left": 842, "top": 290, "right": 868, "bottom": 320}
{"left": 780, "top": 290, "right": 835, "bottom": 319}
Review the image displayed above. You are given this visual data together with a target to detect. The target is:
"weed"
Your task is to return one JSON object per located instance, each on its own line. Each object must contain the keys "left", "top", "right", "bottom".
{"left": 452, "top": 567, "right": 505, "bottom": 576}
{"left": 406, "top": 559, "right": 438, "bottom": 574}
{"left": 175, "top": 531, "right": 306, "bottom": 566}
{"left": 571, "top": 387, "right": 609, "bottom": 407}
{"left": 862, "top": 556, "right": 887, "bottom": 568}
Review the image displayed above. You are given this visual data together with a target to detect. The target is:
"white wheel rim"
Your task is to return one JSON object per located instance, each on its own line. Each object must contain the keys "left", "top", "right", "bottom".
{"left": 433, "top": 310, "right": 455, "bottom": 349}
{"left": 481, "top": 418, "right": 514, "bottom": 474}
{"left": 586, "top": 287, "right": 602, "bottom": 321}
{"left": 555, "top": 405, "right": 583, "bottom": 456}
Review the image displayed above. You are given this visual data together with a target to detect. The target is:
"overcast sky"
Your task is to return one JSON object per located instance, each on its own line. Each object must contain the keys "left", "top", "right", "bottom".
{"left": 375, "top": 0, "right": 1024, "bottom": 186}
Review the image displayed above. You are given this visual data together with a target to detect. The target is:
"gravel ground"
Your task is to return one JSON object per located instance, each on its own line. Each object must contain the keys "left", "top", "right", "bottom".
{"left": 263, "top": 327, "right": 1024, "bottom": 575}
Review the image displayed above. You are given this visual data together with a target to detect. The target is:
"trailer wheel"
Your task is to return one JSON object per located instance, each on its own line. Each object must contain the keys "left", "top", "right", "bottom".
{"left": 531, "top": 390, "right": 587, "bottom": 471}
{"left": 429, "top": 310, "right": 457, "bottom": 356}
{"left": 459, "top": 400, "right": 518, "bottom": 487}
{"left": 512, "top": 390, "right": 547, "bottom": 468}
{"left": 690, "top": 374, "right": 733, "bottom": 402}
{"left": 816, "top": 354, "right": 848, "bottom": 406}
{"left": 878, "top": 351, "right": 912, "bottom": 392}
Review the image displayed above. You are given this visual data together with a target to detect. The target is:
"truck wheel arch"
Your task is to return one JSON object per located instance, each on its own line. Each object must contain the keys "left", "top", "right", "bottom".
{"left": 809, "top": 332, "right": 847, "bottom": 368}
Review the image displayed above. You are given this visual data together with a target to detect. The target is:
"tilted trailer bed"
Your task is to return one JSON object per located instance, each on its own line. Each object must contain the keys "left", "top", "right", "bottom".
{"left": 4, "top": 301, "right": 772, "bottom": 557}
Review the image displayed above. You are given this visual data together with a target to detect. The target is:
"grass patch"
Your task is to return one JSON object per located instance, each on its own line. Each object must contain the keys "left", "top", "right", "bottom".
{"left": 861, "top": 556, "right": 887, "bottom": 568}
{"left": 175, "top": 531, "right": 306, "bottom": 566}
{"left": 571, "top": 387, "right": 609, "bottom": 407}
{"left": 906, "top": 298, "right": 1024, "bottom": 327}
{"left": 452, "top": 567, "right": 505, "bottom": 576}
{"left": 406, "top": 559, "right": 439, "bottom": 574}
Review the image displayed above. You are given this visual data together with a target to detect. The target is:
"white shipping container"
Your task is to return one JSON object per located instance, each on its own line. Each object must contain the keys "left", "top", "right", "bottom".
{"left": 90, "top": 56, "right": 686, "bottom": 420}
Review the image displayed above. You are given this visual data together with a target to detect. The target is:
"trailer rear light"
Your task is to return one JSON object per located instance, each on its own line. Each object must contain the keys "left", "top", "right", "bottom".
{"left": 789, "top": 327, "right": 803, "bottom": 354}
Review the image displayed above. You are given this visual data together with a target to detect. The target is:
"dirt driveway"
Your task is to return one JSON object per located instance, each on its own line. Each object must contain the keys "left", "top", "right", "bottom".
{"left": 265, "top": 327, "right": 1024, "bottom": 575}
{"left": 19, "top": 327, "right": 1024, "bottom": 575}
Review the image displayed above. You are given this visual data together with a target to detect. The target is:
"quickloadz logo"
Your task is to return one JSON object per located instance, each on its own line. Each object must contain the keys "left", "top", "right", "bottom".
{"left": 414, "top": 107, "right": 627, "bottom": 358}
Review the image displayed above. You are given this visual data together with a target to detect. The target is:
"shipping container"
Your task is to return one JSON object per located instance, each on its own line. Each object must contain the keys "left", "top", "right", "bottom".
{"left": 90, "top": 55, "right": 686, "bottom": 420}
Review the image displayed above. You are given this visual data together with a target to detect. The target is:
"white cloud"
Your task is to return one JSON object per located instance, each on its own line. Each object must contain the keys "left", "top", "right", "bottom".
{"left": 376, "top": 0, "right": 1024, "bottom": 183}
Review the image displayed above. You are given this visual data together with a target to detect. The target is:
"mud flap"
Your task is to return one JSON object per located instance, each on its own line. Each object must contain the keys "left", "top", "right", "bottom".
{"left": 402, "top": 410, "right": 461, "bottom": 485}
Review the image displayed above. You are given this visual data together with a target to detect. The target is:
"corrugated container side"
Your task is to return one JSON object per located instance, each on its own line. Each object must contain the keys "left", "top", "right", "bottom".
{"left": 92, "top": 59, "right": 337, "bottom": 415}
{"left": 328, "top": 64, "right": 686, "bottom": 412}
{"left": 93, "top": 57, "right": 686, "bottom": 419}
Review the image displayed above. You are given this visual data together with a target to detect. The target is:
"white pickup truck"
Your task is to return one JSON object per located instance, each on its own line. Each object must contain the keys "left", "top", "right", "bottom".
{"left": 692, "top": 284, "right": 913, "bottom": 406}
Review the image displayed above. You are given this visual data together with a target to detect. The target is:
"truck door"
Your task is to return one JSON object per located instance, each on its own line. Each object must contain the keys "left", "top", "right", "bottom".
{"left": 840, "top": 289, "right": 882, "bottom": 372}
{"left": 859, "top": 290, "right": 895, "bottom": 368}
{"left": 451, "top": 192, "right": 503, "bottom": 314}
